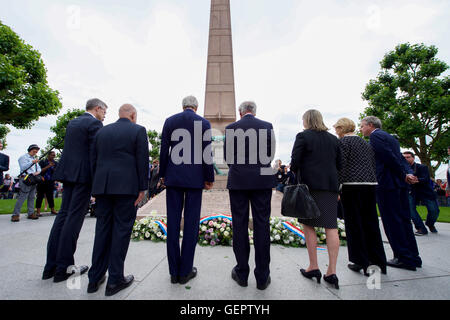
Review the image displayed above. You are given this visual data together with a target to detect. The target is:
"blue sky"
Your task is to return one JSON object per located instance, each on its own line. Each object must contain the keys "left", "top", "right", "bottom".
{"left": 1, "top": 0, "right": 449, "bottom": 177}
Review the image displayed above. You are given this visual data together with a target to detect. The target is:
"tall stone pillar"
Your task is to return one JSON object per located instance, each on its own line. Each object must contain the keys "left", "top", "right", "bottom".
{"left": 204, "top": 0, "right": 236, "bottom": 176}
{"left": 204, "top": 0, "right": 236, "bottom": 133}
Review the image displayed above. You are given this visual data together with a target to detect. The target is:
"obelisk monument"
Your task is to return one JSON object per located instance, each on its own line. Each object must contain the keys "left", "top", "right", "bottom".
{"left": 204, "top": 0, "right": 236, "bottom": 177}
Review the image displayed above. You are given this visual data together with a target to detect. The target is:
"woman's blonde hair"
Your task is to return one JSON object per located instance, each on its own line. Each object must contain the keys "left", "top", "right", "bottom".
{"left": 333, "top": 118, "right": 356, "bottom": 135}
{"left": 302, "top": 109, "right": 329, "bottom": 132}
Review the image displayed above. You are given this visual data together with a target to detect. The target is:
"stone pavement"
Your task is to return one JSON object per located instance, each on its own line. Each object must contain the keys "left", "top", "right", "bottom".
{"left": 0, "top": 212, "right": 449, "bottom": 300}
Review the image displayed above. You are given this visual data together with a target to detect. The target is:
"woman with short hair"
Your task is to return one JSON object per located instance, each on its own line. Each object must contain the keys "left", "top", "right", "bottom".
{"left": 290, "top": 109, "right": 342, "bottom": 289}
{"left": 333, "top": 117, "right": 387, "bottom": 276}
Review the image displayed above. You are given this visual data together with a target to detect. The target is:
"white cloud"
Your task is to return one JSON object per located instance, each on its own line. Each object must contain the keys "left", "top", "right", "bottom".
{"left": 1, "top": 0, "right": 449, "bottom": 178}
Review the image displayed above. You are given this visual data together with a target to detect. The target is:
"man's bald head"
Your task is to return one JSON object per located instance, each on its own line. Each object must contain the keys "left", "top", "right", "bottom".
{"left": 119, "top": 104, "right": 137, "bottom": 123}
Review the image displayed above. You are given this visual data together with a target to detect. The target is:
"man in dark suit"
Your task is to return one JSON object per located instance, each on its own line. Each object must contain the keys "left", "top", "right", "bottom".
{"left": 361, "top": 116, "right": 422, "bottom": 271}
{"left": 42, "top": 98, "right": 107, "bottom": 282}
{"left": 0, "top": 141, "right": 9, "bottom": 186}
{"left": 224, "top": 101, "right": 276, "bottom": 290}
{"left": 159, "top": 96, "right": 214, "bottom": 285}
{"left": 402, "top": 151, "right": 440, "bottom": 235}
{"left": 87, "top": 104, "right": 149, "bottom": 296}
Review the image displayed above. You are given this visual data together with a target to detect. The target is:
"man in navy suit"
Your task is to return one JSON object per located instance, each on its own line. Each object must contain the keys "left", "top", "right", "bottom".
{"left": 402, "top": 151, "right": 440, "bottom": 235}
{"left": 361, "top": 116, "right": 422, "bottom": 271}
{"left": 87, "top": 104, "right": 149, "bottom": 296}
{"left": 0, "top": 141, "right": 9, "bottom": 188}
{"left": 43, "top": 98, "right": 107, "bottom": 282}
{"left": 159, "top": 96, "right": 215, "bottom": 285}
{"left": 224, "top": 101, "right": 276, "bottom": 290}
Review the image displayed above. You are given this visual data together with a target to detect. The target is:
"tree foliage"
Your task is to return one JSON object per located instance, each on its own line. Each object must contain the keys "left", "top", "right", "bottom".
{"left": 361, "top": 43, "right": 450, "bottom": 177}
{"left": 0, "top": 125, "right": 10, "bottom": 147}
{"left": 0, "top": 21, "right": 62, "bottom": 129}
{"left": 148, "top": 130, "right": 161, "bottom": 161}
{"left": 43, "top": 108, "right": 85, "bottom": 156}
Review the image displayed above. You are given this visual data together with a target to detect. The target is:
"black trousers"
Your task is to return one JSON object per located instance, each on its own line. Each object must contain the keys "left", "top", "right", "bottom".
{"left": 376, "top": 187, "right": 422, "bottom": 268}
{"left": 88, "top": 195, "right": 137, "bottom": 285}
{"left": 229, "top": 189, "right": 272, "bottom": 286}
{"left": 36, "top": 181, "right": 55, "bottom": 209}
{"left": 166, "top": 187, "right": 202, "bottom": 278}
{"left": 340, "top": 185, "right": 387, "bottom": 269}
{"left": 44, "top": 182, "right": 91, "bottom": 274}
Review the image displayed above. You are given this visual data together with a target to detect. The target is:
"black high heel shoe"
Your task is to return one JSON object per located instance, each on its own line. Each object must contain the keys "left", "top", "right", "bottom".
{"left": 300, "top": 269, "right": 322, "bottom": 284}
{"left": 348, "top": 263, "right": 369, "bottom": 277}
{"left": 323, "top": 274, "right": 339, "bottom": 289}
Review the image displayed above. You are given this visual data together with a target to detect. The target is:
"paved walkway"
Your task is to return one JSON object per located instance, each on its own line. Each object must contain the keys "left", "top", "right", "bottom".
{"left": 0, "top": 212, "right": 449, "bottom": 300}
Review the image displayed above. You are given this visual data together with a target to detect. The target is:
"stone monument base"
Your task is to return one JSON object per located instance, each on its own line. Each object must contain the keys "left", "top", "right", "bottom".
{"left": 137, "top": 189, "right": 284, "bottom": 229}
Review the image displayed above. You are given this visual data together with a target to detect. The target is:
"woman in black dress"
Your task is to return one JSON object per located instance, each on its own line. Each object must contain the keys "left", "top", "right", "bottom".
{"left": 333, "top": 118, "right": 387, "bottom": 275}
{"left": 290, "top": 110, "right": 342, "bottom": 289}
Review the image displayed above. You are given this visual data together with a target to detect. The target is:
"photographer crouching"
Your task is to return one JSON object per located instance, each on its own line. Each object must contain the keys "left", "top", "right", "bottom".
{"left": 11, "top": 144, "right": 42, "bottom": 222}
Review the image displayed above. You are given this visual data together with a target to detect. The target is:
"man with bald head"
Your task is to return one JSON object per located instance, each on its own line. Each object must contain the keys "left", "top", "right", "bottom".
{"left": 87, "top": 104, "right": 149, "bottom": 296}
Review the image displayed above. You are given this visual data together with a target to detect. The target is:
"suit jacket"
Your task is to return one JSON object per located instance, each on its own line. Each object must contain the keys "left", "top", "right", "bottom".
{"left": 410, "top": 162, "right": 436, "bottom": 200}
{"left": 159, "top": 109, "right": 214, "bottom": 189}
{"left": 53, "top": 113, "right": 103, "bottom": 184}
{"left": 92, "top": 118, "right": 149, "bottom": 196}
{"left": 224, "top": 114, "right": 276, "bottom": 190}
{"left": 369, "top": 129, "right": 412, "bottom": 190}
{"left": 0, "top": 152, "right": 9, "bottom": 185}
{"left": 290, "top": 129, "right": 342, "bottom": 192}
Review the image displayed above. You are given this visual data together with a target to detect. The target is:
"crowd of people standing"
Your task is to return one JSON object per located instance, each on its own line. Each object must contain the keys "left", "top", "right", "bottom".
{"left": 0, "top": 95, "right": 449, "bottom": 297}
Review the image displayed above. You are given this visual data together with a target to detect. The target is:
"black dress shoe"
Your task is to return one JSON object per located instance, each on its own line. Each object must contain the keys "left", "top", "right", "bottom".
{"left": 347, "top": 263, "right": 369, "bottom": 276}
{"left": 231, "top": 268, "right": 248, "bottom": 287}
{"left": 105, "top": 275, "right": 134, "bottom": 296}
{"left": 87, "top": 275, "right": 106, "bottom": 294}
{"left": 300, "top": 268, "right": 322, "bottom": 283}
{"left": 179, "top": 267, "right": 197, "bottom": 285}
{"left": 427, "top": 225, "right": 438, "bottom": 233}
{"left": 171, "top": 275, "right": 179, "bottom": 284}
{"left": 386, "top": 258, "right": 416, "bottom": 271}
{"left": 53, "top": 265, "right": 89, "bottom": 283}
{"left": 42, "top": 269, "right": 55, "bottom": 280}
{"left": 323, "top": 274, "right": 339, "bottom": 289}
{"left": 257, "top": 276, "right": 271, "bottom": 290}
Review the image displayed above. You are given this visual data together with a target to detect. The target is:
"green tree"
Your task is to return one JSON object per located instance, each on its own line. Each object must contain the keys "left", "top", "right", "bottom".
{"left": 0, "top": 125, "right": 9, "bottom": 147}
{"left": 148, "top": 130, "right": 161, "bottom": 161}
{"left": 361, "top": 43, "right": 450, "bottom": 177}
{"left": 0, "top": 21, "right": 62, "bottom": 129}
{"left": 43, "top": 108, "right": 85, "bottom": 156}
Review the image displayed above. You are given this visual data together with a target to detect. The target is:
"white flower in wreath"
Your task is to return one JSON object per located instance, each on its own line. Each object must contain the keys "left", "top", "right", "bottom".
{"left": 300, "top": 239, "right": 306, "bottom": 245}
{"left": 320, "top": 234, "right": 326, "bottom": 240}
{"left": 157, "top": 232, "right": 162, "bottom": 238}
{"left": 203, "top": 240, "right": 208, "bottom": 245}
{"left": 270, "top": 236, "right": 274, "bottom": 242}
{"left": 224, "top": 231, "right": 230, "bottom": 237}
{"left": 226, "top": 227, "right": 231, "bottom": 231}
{"left": 201, "top": 226, "right": 207, "bottom": 232}
{"left": 145, "top": 232, "right": 150, "bottom": 238}
{"left": 341, "top": 232, "right": 346, "bottom": 237}
{"left": 289, "top": 236, "right": 294, "bottom": 242}
{"left": 284, "top": 239, "right": 289, "bottom": 244}
{"left": 282, "top": 229, "right": 288, "bottom": 234}
{"left": 220, "top": 228, "right": 225, "bottom": 233}
{"left": 275, "top": 235, "right": 281, "bottom": 241}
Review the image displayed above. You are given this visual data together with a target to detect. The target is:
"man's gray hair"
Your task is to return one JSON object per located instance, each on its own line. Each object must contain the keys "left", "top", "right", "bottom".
{"left": 86, "top": 98, "right": 108, "bottom": 111}
{"left": 362, "top": 116, "right": 382, "bottom": 129}
{"left": 238, "top": 101, "right": 257, "bottom": 115}
{"left": 182, "top": 96, "right": 199, "bottom": 109}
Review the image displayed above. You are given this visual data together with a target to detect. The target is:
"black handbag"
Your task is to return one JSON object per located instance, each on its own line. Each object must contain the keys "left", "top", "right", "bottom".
{"left": 22, "top": 172, "right": 44, "bottom": 186}
{"left": 281, "top": 171, "right": 321, "bottom": 219}
{"left": 20, "top": 162, "right": 44, "bottom": 186}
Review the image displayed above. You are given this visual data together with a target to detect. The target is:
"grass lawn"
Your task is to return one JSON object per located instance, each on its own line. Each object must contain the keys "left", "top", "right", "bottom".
{"left": 0, "top": 198, "right": 62, "bottom": 214}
